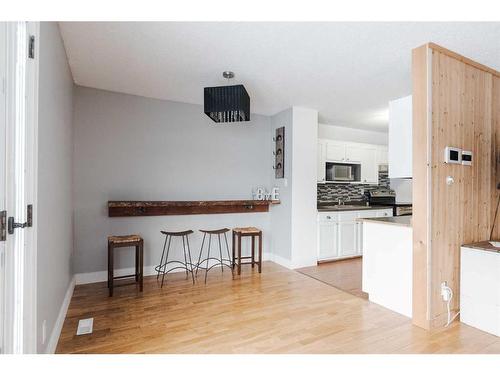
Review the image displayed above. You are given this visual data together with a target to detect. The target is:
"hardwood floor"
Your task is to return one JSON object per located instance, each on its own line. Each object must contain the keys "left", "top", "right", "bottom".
{"left": 297, "top": 257, "right": 367, "bottom": 299}
{"left": 56, "top": 261, "right": 500, "bottom": 354}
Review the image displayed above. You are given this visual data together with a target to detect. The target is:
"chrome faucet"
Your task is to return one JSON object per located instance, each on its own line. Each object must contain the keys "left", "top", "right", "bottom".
{"left": 337, "top": 197, "right": 344, "bottom": 205}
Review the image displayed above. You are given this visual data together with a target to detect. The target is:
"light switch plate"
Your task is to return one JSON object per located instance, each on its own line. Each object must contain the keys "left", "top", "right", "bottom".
{"left": 76, "top": 318, "right": 94, "bottom": 335}
{"left": 444, "top": 146, "right": 462, "bottom": 164}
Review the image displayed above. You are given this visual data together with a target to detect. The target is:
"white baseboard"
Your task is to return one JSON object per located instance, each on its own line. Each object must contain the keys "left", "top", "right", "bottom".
{"left": 46, "top": 276, "right": 75, "bottom": 354}
{"left": 76, "top": 253, "right": 275, "bottom": 285}
{"left": 266, "top": 253, "right": 293, "bottom": 269}
{"left": 75, "top": 265, "right": 158, "bottom": 285}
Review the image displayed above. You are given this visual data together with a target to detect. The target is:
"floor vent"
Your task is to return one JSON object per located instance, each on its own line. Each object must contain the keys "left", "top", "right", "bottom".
{"left": 76, "top": 318, "right": 94, "bottom": 335}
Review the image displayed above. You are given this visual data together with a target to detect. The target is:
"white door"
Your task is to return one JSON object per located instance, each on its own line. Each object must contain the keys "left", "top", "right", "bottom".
{"left": 1, "top": 22, "right": 38, "bottom": 354}
{"left": 318, "top": 221, "right": 338, "bottom": 260}
{"left": 0, "top": 21, "right": 7, "bottom": 354}
{"left": 338, "top": 221, "right": 358, "bottom": 257}
{"left": 326, "top": 142, "right": 345, "bottom": 162}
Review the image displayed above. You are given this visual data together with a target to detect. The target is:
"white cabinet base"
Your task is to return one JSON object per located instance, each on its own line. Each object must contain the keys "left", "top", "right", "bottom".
{"left": 317, "top": 209, "right": 393, "bottom": 262}
{"left": 362, "top": 221, "right": 412, "bottom": 318}
{"left": 460, "top": 246, "right": 500, "bottom": 337}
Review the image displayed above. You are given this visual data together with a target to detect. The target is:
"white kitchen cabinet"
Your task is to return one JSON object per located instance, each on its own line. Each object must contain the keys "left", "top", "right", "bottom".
{"left": 389, "top": 95, "right": 412, "bottom": 178}
{"left": 376, "top": 146, "right": 388, "bottom": 165}
{"left": 318, "top": 138, "right": 388, "bottom": 186}
{"left": 359, "top": 147, "right": 378, "bottom": 184}
{"left": 326, "top": 141, "right": 345, "bottom": 162}
{"left": 317, "top": 140, "right": 326, "bottom": 183}
{"left": 318, "top": 215, "right": 338, "bottom": 260}
{"left": 317, "top": 209, "right": 393, "bottom": 261}
{"left": 338, "top": 221, "right": 358, "bottom": 257}
{"left": 344, "top": 144, "right": 364, "bottom": 163}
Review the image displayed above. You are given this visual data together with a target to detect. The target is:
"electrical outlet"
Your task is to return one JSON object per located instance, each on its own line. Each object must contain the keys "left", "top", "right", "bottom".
{"left": 441, "top": 282, "right": 451, "bottom": 302}
{"left": 42, "top": 320, "right": 46, "bottom": 344}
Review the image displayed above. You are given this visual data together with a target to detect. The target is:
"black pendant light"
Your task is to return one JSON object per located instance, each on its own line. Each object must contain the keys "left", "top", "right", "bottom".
{"left": 204, "top": 71, "right": 250, "bottom": 123}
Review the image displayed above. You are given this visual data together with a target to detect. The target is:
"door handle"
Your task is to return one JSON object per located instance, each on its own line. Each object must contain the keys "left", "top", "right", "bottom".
{"left": 7, "top": 205, "right": 33, "bottom": 235}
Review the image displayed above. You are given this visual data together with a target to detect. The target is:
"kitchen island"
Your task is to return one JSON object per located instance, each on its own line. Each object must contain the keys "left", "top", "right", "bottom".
{"left": 359, "top": 216, "right": 413, "bottom": 317}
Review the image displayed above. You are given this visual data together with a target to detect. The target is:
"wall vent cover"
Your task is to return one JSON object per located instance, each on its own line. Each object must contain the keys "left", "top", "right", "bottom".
{"left": 76, "top": 318, "right": 94, "bottom": 335}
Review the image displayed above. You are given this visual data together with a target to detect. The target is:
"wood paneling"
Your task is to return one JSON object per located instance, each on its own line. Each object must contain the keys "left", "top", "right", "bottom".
{"left": 412, "top": 45, "right": 431, "bottom": 329}
{"left": 412, "top": 43, "right": 499, "bottom": 329}
{"left": 55, "top": 262, "right": 500, "bottom": 354}
{"left": 108, "top": 200, "right": 280, "bottom": 217}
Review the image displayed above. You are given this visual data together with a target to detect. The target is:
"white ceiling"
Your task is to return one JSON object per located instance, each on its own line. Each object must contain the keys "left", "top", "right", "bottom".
{"left": 59, "top": 22, "right": 500, "bottom": 132}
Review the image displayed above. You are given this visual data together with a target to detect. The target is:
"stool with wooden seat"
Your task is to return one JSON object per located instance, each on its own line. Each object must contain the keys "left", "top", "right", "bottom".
{"left": 194, "top": 228, "right": 233, "bottom": 283}
{"left": 108, "top": 235, "right": 143, "bottom": 297}
{"left": 155, "top": 230, "right": 195, "bottom": 287}
{"left": 232, "top": 227, "right": 263, "bottom": 275}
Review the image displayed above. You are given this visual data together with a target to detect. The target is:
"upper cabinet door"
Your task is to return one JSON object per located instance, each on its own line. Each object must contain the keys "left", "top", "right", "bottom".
{"left": 344, "top": 144, "right": 364, "bottom": 163}
{"left": 326, "top": 142, "right": 345, "bottom": 162}
{"left": 360, "top": 147, "right": 378, "bottom": 184}
{"left": 389, "top": 95, "right": 412, "bottom": 178}
{"left": 317, "top": 140, "right": 326, "bottom": 183}
{"left": 376, "top": 146, "right": 388, "bottom": 165}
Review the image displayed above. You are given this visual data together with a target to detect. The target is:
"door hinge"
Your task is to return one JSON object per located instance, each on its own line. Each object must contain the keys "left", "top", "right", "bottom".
{"left": 0, "top": 211, "right": 6, "bottom": 241}
{"left": 7, "top": 205, "right": 33, "bottom": 235}
{"left": 28, "top": 35, "right": 35, "bottom": 59}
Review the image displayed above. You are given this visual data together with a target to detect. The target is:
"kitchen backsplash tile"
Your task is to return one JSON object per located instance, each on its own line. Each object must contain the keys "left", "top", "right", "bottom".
{"left": 317, "top": 170, "right": 392, "bottom": 202}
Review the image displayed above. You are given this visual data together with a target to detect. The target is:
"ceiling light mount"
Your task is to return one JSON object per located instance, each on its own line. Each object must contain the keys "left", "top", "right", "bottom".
{"left": 222, "top": 71, "right": 235, "bottom": 79}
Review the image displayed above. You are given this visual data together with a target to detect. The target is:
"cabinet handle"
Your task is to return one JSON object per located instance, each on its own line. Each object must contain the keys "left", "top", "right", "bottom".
{"left": 326, "top": 216, "right": 331, "bottom": 219}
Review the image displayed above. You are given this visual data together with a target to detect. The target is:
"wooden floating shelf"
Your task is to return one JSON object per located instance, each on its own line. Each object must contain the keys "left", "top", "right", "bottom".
{"left": 108, "top": 200, "right": 280, "bottom": 217}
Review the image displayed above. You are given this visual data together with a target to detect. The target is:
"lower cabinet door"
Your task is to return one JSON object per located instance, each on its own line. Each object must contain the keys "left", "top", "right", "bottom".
{"left": 318, "top": 221, "right": 338, "bottom": 260}
{"left": 338, "top": 221, "right": 358, "bottom": 257}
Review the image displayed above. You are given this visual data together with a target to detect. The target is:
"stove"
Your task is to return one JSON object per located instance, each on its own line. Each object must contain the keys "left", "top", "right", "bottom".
{"left": 364, "top": 190, "right": 412, "bottom": 216}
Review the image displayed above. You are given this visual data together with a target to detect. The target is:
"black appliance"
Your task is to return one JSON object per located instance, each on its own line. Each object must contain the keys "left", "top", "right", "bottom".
{"left": 364, "top": 190, "right": 412, "bottom": 216}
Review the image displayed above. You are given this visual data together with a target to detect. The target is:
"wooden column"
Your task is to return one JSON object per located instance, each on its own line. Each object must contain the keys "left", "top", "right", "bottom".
{"left": 412, "top": 43, "right": 500, "bottom": 330}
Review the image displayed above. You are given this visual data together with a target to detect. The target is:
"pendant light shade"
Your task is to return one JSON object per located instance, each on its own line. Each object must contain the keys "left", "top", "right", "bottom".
{"left": 204, "top": 84, "right": 250, "bottom": 123}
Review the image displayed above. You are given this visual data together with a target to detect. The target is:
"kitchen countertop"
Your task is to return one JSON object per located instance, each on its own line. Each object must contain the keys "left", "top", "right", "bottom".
{"left": 317, "top": 204, "right": 393, "bottom": 212}
{"left": 462, "top": 241, "right": 500, "bottom": 254}
{"left": 357, "top": 216, "right": 412, "bottom": 227}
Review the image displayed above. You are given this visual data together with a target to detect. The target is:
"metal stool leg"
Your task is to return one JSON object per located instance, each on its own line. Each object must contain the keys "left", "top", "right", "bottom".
{"left": 182, "top": 235, "right": 189, "bottom": 279}
{"left": 157, "top": 235, "right": 169, "bottom": 280}
{"left": 195, "top": 233, "right": 206, "bottom": 276}
{"left": 218, "top": 234, "right": 224, "bottom": 273}
{"left": 185, "top": 234, "right": 195, "bottom": 284}
{"left": 161, "top": 235, "right": 173, "bottom": 288}
{"left": 205, "top": 234, "right": 212, "bottom": 284}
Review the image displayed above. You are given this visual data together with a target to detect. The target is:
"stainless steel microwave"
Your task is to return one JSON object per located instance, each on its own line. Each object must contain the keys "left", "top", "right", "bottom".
{"left": 326, "top": 162, "right": 360, "bottom": 182}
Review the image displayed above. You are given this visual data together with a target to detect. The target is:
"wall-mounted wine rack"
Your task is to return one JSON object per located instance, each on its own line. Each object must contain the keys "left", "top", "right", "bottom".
{"left": 273, "top": 126, "right": 285, "bottom": 178}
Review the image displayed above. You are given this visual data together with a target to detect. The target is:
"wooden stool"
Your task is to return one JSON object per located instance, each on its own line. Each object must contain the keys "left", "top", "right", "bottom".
{"left": 232, "top": 227, "right": 262, "bottom": 275}
{"left": 108, "top": 235, "right": 143, "bottom": 297}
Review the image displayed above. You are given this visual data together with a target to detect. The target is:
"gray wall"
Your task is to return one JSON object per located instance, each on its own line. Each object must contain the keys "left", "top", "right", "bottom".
{"left": 37, "top": 23, "right": 74, "bottom": 353}
{"left": 73, "top": 86, "right": 273, "bottom": 274}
